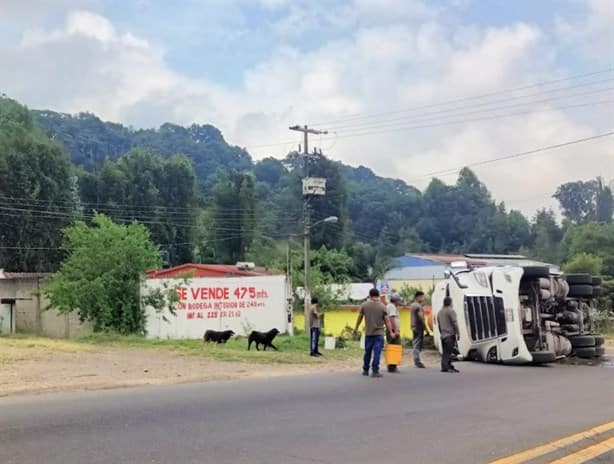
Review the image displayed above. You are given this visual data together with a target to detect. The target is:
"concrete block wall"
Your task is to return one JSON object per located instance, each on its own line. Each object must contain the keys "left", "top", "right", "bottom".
{"left": 1, "top": 277, "right": 92, "bottom": 338}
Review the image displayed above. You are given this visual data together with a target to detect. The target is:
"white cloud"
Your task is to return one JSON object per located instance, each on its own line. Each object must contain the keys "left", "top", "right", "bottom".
{"left": 0, "top": 5, "right": 611, "bottom": 219}
{"left": 555, "top": 0, "right": 614, "bottom": 60}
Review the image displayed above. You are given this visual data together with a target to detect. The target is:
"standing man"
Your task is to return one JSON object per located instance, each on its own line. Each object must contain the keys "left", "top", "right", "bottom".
{"left": 354, "top": 288, "right": 396, "bottom": 378}
{"left": 309, "top": 296, "right": 322, "bottom": 357}
{"left": 385, "top": 294, "right": 403, "bottom": 373}
{"left": 437, "top": 296, "right": 460, "bottom": 373}
{"left": 410, "top": 291, "right": 426, "bottom": 368}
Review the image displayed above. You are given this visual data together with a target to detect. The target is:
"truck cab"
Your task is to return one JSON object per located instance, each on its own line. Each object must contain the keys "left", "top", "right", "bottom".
{"left": 432, "top": 263, "right": 604, "bottom": 364}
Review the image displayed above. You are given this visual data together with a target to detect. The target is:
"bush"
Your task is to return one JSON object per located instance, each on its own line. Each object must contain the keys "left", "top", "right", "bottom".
{"left": 45, "top": 214, "right": 162, "bottom": 334}
{"left": 563, "top": 253, "right": 603, "bottom": 275}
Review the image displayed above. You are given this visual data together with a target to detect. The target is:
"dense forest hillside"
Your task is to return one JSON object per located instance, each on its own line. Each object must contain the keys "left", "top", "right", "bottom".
{"left": 33, "top": 110, "right": 252, "bottom": 191}
{"left": 2, "top": 97, "right": 612, "bottom": 296}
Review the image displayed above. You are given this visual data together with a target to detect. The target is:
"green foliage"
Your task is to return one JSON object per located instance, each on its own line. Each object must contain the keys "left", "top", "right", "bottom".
{"left": 593, "top": 276, "right": 614, "bottom": 331}
{"left": 0, "top": 97, "right": 75, "bottom": 271}
{"left": 34, "top": 111, "right": 252, "bottom": 191}
{"left": 211, "top": 171, "right": 257, "bottom": 263}
{"left": 554, "top": 177, "right": 613, "bottom": 224}
{"left": 417, "top": 169, "right": 530, "bottom": 254}
{"left": 528, "top": 209, "right": 563, "bottom": 264}
{"left": 11, "top": 99, "right": 610, "bottom": 283}
{"left": 563, "top": 253, "right": 604, "bottom": 275}
{"left": 562, "top": 222, "right": 614, "bottom": 275}
{"left": 78, "top": 149, "right": 197, "bottom": 265}
{"left": 595, "top": 177, "right": 614, "bottom": 223}
{"left": 395, "top": 284, "right": 433, "bottom": 306}
{"left": 78, "top": 332, "right": 362, "bottom": 364}
{"left": 45, "top": 214, "right": 162, "bottom": 334}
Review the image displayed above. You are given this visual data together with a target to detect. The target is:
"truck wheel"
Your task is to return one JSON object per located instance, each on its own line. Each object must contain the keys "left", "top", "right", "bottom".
{"left": 592, "top": 286, "right": 603, "bottom": 297}
{"left": 540, "top": 289, "right": 552, "bottom": 300}
{"left": 591, "top": 276, "right": 602, "bottom": 286}
{"left": 575, "top": 347, "right": 596, "bottom": 358}
{"left": 522, "top": 266, "right": 550, "bottom": 279}
{"left": 566, "top": 274, "right": 593, "bottom": 285}
{"left": 594, "top": 336, "right": 605, "bottom": 347}
{"left": 568, "top": 284, "right": 593, "bottom": 298}
{"left": 569, "top": 335, "right": 596, "bottom": 348}
{"left": 595, "top": 347, "right": 605, "bottom": 357}
{"left": 561, "top": 324, "right": 580, "bottom": 333}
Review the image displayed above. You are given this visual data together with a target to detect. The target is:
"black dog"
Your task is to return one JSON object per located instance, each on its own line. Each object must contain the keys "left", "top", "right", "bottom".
{"left": 204, "top": 329, "right": 235, "bottom": 344}
{"left": 247, "top": 328, "right": 280, "bottom": 351}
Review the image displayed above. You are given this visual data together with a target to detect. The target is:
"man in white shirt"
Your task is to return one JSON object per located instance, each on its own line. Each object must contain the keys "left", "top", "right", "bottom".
{"left": 383, "top": 293, "right": 403, "bottom": 373}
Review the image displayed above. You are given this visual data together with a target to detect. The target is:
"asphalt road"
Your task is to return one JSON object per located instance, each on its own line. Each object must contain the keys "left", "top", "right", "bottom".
{"left": 1, "top": 360, "right": 613, "bottom": 464}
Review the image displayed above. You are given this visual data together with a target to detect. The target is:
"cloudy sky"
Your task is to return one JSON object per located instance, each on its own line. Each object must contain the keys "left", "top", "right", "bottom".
{"left": 1, "top": 0, "right": 612, "bottom": 217}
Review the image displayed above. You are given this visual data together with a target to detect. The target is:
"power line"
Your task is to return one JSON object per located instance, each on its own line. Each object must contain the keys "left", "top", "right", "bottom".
{"left": 309, "top": 68, "right": 614, "bottom": 126}
{"left": 332, "top": 99, "right": 613, "bottom": 139}
{"left": 406, "top": 131, "right": 614, "bottom": 182}
{"left": 244, "top": 95, "right": 613, "bottom": 150}
{"left": 323, "top": 82, "right": 614, "bottom": 132}
{"left": 241, "top": 69, "right": 614, "bottom": 150}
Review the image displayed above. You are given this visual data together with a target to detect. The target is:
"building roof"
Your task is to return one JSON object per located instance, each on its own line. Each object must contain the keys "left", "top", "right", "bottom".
{"left": 146, "top": 263, "right": 275, "bottom": 279}
{"left": 391, "top": 253, "right": 553, "bottom": 271}
{"left": 408, "top": 253, "right": 488, "bottom": 266}
{"left": 0, "top": 270, "right": 52, "bottom": 280}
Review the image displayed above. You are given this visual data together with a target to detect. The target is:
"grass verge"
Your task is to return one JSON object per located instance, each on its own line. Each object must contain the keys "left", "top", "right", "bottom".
{"left": 0, "top": 334, "right": 94, "bottom": 365}
{"left": 1, "top": 332, "right": 362, "bottom": 365}
{"left": 77, "top": 332, "right": 362, "bottom": 365}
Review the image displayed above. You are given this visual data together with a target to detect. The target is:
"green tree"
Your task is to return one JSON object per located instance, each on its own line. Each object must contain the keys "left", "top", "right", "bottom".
{"left": 554, "top": 177, "right": 613, "bottom": 224}
{"left": 553, "top": 179, "right": 601, "bottom": 224}
{"left": 595, "top": 177, "right": 613, "bottom": 223}
{"left": 528, "top": 209, "right": 563, "bottom": 264}
{"left": 562, "top": 222, "right": 614, "bottom": 275}
{"left": 79, "top": 149, "right": 197, "bottom": 265}
{"left": 563, "top": 253, "right": 604, "bottom": 275}
{"left": 212, "top": 171, "right": 257, "bottom": 263}
{"left": 45, "top": 214, "right": 161, "bottom": 333}
{"left": 345, "top": 241, "right": 376, "bottom": 281}
{"left": 0, "top": 97, "right": 75, "bottom": 272}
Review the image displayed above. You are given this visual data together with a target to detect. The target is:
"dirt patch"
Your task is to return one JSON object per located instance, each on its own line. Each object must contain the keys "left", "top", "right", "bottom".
{"left": 0, "top": 344, "right": 441, "bottom": 397}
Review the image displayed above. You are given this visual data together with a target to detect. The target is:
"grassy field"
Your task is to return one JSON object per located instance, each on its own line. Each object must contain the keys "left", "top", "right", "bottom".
{"left": 1, "top": 333, "right": 362, "bottom": 365}
{"left": 0, "top": 335, "right": 94, "bottom": 365}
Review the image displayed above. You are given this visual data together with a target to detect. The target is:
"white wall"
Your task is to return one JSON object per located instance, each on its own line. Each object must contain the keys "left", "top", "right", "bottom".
{"left": 143, "top": 275, "right": 290, "bottom": 339}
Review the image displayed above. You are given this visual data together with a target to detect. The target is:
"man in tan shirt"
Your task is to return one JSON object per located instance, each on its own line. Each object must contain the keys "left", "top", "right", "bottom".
{"left": 354, "top": 288, "right": 396, "bottom": 377}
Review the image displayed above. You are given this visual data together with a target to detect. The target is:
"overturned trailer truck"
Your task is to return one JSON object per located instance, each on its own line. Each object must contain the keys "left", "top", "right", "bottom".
{"left": 432, "top": 262, "right": 605, "bottom": 364}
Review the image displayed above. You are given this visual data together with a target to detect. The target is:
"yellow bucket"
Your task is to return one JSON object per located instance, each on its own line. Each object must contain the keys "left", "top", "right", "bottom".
{"left": 385, "top": 344, "right": 403, "bottom": 366}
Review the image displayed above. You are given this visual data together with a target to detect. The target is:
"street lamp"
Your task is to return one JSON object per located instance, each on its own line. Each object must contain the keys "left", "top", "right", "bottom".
{"left": 303, "top": 215, "right": 338, "bottom": 331}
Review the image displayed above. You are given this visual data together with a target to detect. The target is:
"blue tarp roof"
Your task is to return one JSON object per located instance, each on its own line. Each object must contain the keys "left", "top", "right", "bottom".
{"left": 390, "top": 256, "right": 440, "bottom": 268}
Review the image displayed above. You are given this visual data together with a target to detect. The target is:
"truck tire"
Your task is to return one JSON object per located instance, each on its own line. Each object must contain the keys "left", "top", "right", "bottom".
{"left": 575, "top": 347, "right": 596, "bottom": 358}
{"left": 594, "top": 336, "right": 605, "bottom": 347}
{"left": 561, "top": 324, "right": 580, "bottom": 333}
{"left": 595, "top": 347, "right": 605, "bottom": 357}
{"left": 591, "top": 276, "right": 602, "bottom": 286}
{"left": 540, "top": 289, "right": 552, "bottom": 300}
{"left": 565, "top": 274, "right": 593, "bottom": 285}
{"left": 569, "top": 335, "right": 596, "bottom": 348}
{"left": 568, "top": 285, "right": 593, "bottom": 298}
{"left": 522, "top": 266, "right": 550, "bottom": 279}
{"left": 592, "top": 286, "right": 603, "bottom": 297}
{"left": 560, "top": 311, "right": 580, "bottom": 324}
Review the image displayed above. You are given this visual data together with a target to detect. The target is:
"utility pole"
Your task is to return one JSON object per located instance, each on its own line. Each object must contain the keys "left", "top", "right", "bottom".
{"left": 289, "top": 125, "right": 328, "bottom": 332}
